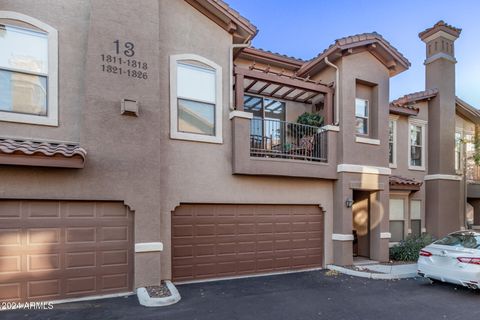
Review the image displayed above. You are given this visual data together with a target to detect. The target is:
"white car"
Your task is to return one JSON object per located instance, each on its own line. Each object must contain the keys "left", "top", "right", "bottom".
{"left": 417, "top": 231, "right": 480, "bottom": 289}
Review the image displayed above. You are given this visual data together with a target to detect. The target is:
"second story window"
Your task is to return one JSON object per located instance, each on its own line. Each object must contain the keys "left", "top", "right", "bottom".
{"left": 388, "top": 119, "right": 397, "bottom": 167}
{"left": 170, "top": 54, "right": 222, "bottom": 144}
{"left": 0, "top": 12, "right": 58, "bottom": 126}
{"left": 409, "top": 120, "right": 426, "bottom": 170}
{"left": 455, "top": 131, "right": 462, "bottom": 172}
{"left": 355, "top": 98, "right": 369, "bottom": 135}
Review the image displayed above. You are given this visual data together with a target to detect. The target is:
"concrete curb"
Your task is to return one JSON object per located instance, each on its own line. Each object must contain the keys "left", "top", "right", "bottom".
{"left": 327, "top": 264, "right": 417, "bottom": 280}
{"left": 137, "top": 281, "right": 181, "bottom": 307}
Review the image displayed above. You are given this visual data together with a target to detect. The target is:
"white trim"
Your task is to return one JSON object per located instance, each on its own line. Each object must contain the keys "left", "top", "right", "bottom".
{"left": 229, "top": 110, "right": 253, "bottom": 120}
{"left": 380, "top": 232, "right": 392, "bottom": 239}
{"left": 43, "top": 292, "right": 134, "bottom": 307}
{"left": 332, "top": 233, "right": 354, "bottom": 241}
{"left": 424, "top": 52, "right": 457, "bottom": 65}
{"left": 355, "top": 98, "right": 369, "bottom": 135}
{"left": 337, "top": 164, "right": 391, "bottom": 175}
{"left": 0, "top": 11, "right": 58, "bottom": 126}
{"left": 137, "top": 281, "right": 181, "bottom": 307}
{"left": 422, "top": 30, "right": 459, "bottom": 43}
{"left": 424, "top": 174, "right": 462, "bottom": 181}
{"left": 421, "top": 227, "right": 427, "bottom": 233}
{"left": 321, "top": 125, "right": 340, "bottom": 132}
{"left": 175, "top": 267, "right": 323, "bottom": 285}
{"left": 388, "top": 118, "right": 397, "bottom": 168}
{"left": 408, "top": 119, "right": 426, "bottom": 171}
{"left": 135, "top": 242, "right": 163, "bottom": 253}
{"left": 170, "top": 54, "right": 223, "bottom": 144}
{"left": 355, "top": 136, "right": 380, "bottom": 145}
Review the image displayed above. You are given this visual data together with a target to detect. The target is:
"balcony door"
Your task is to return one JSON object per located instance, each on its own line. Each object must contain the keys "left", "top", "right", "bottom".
{"left": 244, "top": 95, "right": 285, "bottom": 150}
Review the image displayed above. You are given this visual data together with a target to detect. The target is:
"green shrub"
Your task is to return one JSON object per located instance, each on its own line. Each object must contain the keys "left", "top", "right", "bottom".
{"left": 296, "top": 112, "right": 324, "bottom": 128}
{"left": 389, "top": 233, "right": 435, "bottom": 262}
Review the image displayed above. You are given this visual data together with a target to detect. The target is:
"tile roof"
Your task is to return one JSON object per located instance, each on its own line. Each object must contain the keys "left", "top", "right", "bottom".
{"left": 390, "top": 89, "right": 438, "bottom": 107}
{"left": 207, "top": 0, "right": 258, "bottom": 36}
{"left": 298, "top": 32, "right": 410, "bottom": 77}
{"left": 0, "top": 138, "right": 86, "bottom": 164}
{"left": 389, "top": 175, "right": 423, "bottom": 188}
{"left": 419, "top": 20, "right": 461, "bottom": 40}
{"left": 250, "top": 47, "right": 307, "bottom": 63}
{"left": 389, "top": 89, "right": 438, "bottom": 115}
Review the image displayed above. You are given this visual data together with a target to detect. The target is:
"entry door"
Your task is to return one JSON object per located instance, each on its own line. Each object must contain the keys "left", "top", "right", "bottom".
{"left": 353, "top": 191, "right": 370, "bottom": 258}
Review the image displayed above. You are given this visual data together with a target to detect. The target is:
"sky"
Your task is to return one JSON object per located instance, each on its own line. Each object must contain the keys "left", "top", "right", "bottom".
{"left": 227, "top": 0, "right": 480, "bottom": 107}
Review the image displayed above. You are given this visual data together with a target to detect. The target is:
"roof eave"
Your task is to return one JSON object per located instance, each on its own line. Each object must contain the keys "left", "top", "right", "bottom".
{"left": 185, "top": 0, "right": 258, "bottom": 43}
{"left": 298, "top": 38, "right": 410, "bottom": 78}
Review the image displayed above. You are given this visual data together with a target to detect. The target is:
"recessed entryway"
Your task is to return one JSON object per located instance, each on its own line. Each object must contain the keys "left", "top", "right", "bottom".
{"left": 352, "top": 191, "right": 371, "bottom": 259}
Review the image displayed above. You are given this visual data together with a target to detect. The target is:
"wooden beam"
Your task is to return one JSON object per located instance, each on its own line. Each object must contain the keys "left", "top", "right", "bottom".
{"left": 301, "top": 91, "right": 319, "bottom": 103}
{"left": 269, "top": 85, "right": 283, "bottom": 96}
{"left": 235, "top": 67, "right": 333, "bottom": 94}
{"left": 256, "top": 82, "right": 271, "bottom": 95}
{"left": 291, "top": 90, "right": 307, "bottom": 101}
{"left": 281, "top": 88, "right": 296, "bottom": 99}
{"left": 325, "top": 91, "right": 333, "bottom": 125}
{"left": 235, "top": 73, "right": 245, "bottom": 111}
{"left": 245, "top": 79, "right": 258, "bottom": 92}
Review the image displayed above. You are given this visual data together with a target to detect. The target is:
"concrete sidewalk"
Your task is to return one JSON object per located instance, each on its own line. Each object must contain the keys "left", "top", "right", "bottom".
{"left": 327, "top": 262, "right": 418, "bottom": 279}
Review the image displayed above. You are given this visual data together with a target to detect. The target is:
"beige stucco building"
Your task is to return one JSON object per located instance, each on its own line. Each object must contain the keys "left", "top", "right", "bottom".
{"left": 0, "top": 0, "right": 479, "bottom": 303}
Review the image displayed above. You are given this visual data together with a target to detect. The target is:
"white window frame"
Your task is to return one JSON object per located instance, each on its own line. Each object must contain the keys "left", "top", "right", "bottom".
{"left": 355, "top": 98, "right": 369, "bottom": 136}
{"left": 170, "top": 54, "right": 222, "bottom": 144}
{"left": 455, "top": 129, "right": 463, "bottom": 173}
{"left": 389, "top": 197, "right": 406, "bottom": 243}
{"left": 408, "top": 119, "right": 427, "bottom": 171}
{"left": 409, "top": 199, "right": 422, "bottom": 236}
{"left": 0, "top": 11, "right": 58, "bottom": 126}
{"left": 388, "top": 115, "right": 398, "bottom": 168}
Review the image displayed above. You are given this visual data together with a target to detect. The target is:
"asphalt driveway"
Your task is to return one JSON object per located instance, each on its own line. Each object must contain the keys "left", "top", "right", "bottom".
{"left": 2, "top": 270, "right": 480, "bottom": 320}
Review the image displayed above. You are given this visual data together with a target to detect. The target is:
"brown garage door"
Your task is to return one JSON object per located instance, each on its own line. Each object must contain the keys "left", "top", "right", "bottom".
{"left": 172, "top": 204, "right": 323, "bottom": 282}
{"left": 0, "top": 200, "right": 134, "bottom": 302}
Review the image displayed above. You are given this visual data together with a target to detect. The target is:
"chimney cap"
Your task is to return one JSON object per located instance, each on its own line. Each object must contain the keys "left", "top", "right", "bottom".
{"left": 419, "top": 20, "right": 462, "bottom": 41}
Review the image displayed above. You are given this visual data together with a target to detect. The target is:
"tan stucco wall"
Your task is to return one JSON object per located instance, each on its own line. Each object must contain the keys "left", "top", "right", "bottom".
{"left": 0, "top": 0, "right": 336, "bottom": 288}
{"left": 0, "top": 0, "right": 164, "bottom": 287}
{"left": 389, "top": 101, "right": 429, "bottom": 231}
{"left": 157, "top": 0, "right": 334, "bottom": 279}
{"left": 337, "top": 52, "right": 390, "bottom": 167}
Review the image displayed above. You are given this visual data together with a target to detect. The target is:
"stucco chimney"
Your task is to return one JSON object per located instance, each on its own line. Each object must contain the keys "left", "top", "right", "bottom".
{"left": 419, "top": 21, "right": 462, "bottom": 238}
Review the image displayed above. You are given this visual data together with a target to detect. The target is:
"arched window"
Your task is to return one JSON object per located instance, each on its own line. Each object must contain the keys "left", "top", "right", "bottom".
{"left": 170, "top": 54, "right": 222, "bottom": 143}
{"left": 0, "top": 11, "right": 58, "bottom": 126}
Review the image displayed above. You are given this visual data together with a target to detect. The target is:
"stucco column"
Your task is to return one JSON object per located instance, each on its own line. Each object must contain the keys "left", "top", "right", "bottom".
{"left": 332, "top": 174, "right": 354, "bottom": 266}
{"left": 369, "top": 182, "right": 390, "bottom": 262}
{"left": 420, "top": 21, "right": 463, "bottom": 238}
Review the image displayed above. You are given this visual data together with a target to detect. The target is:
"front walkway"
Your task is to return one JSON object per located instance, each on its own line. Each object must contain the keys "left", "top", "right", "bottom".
{"left": 2, "top": 270, "right": 479, "bottom": 320}
{"left": 328, "top": 260, "right": 418, "bottom": 279}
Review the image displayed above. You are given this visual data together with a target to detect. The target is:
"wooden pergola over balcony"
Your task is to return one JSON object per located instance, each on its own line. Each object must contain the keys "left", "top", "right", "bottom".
{"left": 234, "top": 66, "right": 335, "bottom": 124}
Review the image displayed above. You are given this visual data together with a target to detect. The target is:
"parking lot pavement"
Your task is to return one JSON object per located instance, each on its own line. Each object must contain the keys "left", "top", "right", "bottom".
{"left": 2, "top": 270, "right": 480, "bottom": 320}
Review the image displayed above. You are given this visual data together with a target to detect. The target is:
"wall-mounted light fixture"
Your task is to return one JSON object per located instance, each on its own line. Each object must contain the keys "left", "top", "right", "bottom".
{"left": 345, "top": 198, "right": 354, "bottom": 208}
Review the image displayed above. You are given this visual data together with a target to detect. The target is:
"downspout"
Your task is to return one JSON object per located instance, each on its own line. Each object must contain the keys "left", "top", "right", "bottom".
{"left": 229, "top": 40, "right": 252, "bottom": 110}
{"left": 324, "top": 57, "right": 339, "bottom": 125}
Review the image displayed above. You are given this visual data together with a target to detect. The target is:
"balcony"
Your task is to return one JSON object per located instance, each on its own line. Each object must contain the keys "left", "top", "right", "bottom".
{"left": 231, "top": 113, "right": 337, "bottom": 179}
{"left": 250, "top": 118, "right": 328, "bottom": 163}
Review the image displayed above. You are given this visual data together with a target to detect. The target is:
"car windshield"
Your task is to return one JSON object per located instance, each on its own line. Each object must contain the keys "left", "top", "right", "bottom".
{"left": 434, "top": 233, "right": 480, "bottom": 249}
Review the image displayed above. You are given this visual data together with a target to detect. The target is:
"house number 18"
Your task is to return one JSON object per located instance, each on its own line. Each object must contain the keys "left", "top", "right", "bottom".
{"left": 113, "top": 40, "right": 135, "bottom": 57}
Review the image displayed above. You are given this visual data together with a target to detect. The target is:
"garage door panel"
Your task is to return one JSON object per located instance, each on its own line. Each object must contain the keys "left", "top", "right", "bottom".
{"left": 0, "top": 200, "right": 133, "bottom": 302}
{"left": 172, "top": 204, "right": 323, "bottom": 281}
{"left": 65, "top": 276, "right": 96, "bottom": 295}
{"left": 0, "top": 282, "right": 21, "bottom": 301}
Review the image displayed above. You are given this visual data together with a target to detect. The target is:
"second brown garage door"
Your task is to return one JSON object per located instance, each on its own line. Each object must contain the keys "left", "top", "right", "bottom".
{"left": 172, "top": 204, "right": 323, "bottom": 282}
